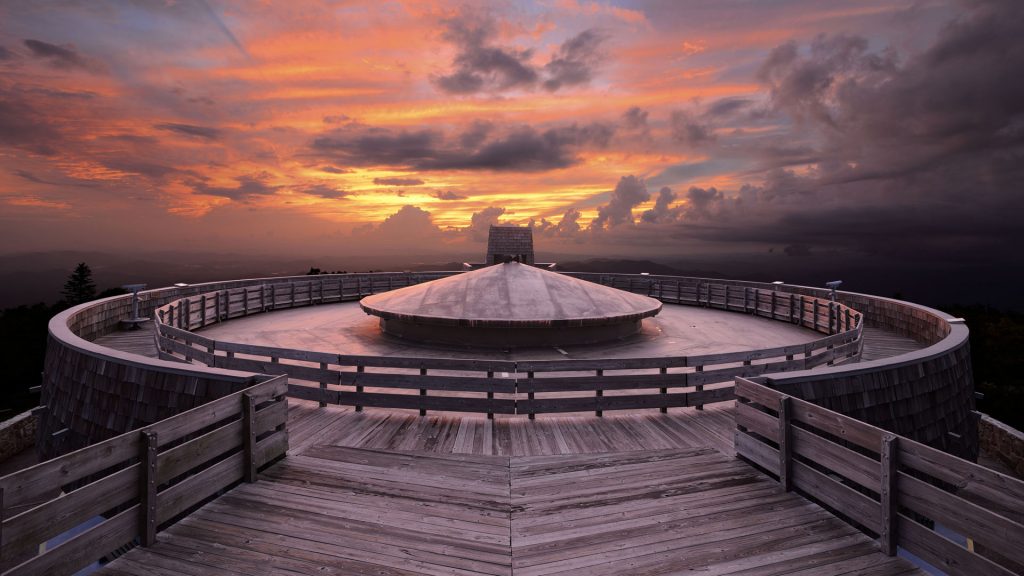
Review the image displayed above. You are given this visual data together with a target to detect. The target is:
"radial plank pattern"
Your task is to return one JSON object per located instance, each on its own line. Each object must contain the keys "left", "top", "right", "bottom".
{"left": 98, "top": 445, "right": 922, "bottom": 576}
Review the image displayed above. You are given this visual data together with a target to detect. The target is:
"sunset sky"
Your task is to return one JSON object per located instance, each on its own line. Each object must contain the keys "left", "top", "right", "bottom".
{"left": 1, "top": 0, "right": 1022, "bottom": 267}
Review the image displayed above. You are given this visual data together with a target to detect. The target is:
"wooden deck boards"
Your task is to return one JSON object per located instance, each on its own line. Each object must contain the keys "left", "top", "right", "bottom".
{"left": 93, "top": 323, "right": 159, "bottom": 358}
{"left": 285, "top": 399, "right": 738, "bottom": 457}
{"left": 860, "top": 327, "right": 926, "bottom": 362}
{"left": 99, "top": 446, "right": 922, "bottom": 575}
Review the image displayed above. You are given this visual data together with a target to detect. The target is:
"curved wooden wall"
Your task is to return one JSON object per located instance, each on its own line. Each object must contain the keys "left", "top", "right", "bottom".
{"left": 38, "top": 271, "right": 975, "bottom": 460}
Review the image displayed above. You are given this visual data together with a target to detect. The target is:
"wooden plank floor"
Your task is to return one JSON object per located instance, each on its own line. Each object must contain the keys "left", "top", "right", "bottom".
{"left": 93, "top": 322, "right": 159, "bottom": 358}
{"left": 99, "top": 446, "right": 923, "bottom": 575}
{"left": 860, "top": 327, "right": 926, "bottom": 362}
{"left": 284, "top": 399, "right": 739, "bottom": 458}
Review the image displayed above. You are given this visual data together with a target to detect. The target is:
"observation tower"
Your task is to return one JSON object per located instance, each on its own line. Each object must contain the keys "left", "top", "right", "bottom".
{"left": 16, "top": 225, "right": 1018, "bottom": 576}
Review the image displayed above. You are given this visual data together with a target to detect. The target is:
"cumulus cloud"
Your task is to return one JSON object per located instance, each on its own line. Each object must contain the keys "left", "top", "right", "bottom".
{"left": 535, "top": 207, "right": 584, "bottom": 239}
{"left": 433, "top": 190, "right": 465, "bottom": 200}
{"left": 468, "top": 206, "right": 507, "bottom": 240}
{"left": 362, "top": 205, "right": 445, "bottom": 246}
{"left": 592, "top": 175, "right": 649, "bottom": 229}
{"left": 543, "top": 29, "right": 608, "bottom": 91}
{"left": 433, "top": 11, "right": 608, "bottom": 95}
{"left": 433, "top": 12, "right": 538, "bottom": 94}
{"left": 373, "top": 177, "right": 424, "bottom": 186}
{"left": 640, "top": 186, "right": 679, "bottom": 223}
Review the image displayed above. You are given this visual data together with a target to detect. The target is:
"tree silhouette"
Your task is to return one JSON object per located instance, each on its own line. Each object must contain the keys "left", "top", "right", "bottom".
{"left": 62, "top": 262, "right": 97, "bottom": 305}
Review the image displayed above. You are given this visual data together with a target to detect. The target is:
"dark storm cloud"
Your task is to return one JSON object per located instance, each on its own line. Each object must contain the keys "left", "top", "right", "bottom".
{"left": 543, "top": 29, "right": 608, "bottom": 91}
{"left": 634, "top": 0, "right": 1024, "bottom": 269}
{"left": 191, "top": 173, "right": 279, "bottom": 200}
{"left": 433, "top": 13, "right": 538, "bottom": 94}
{"left": 312, "top": 122, "right": 614, "bottom": 172}
{"left": 155, "top": 122, "right": 223, "bottom": 141}
{"left": 23, "top": 39, "right": 101, "bottom": 72}
{"left": 433, "top": 12, "right": 608, "bottom": 94}
{"left": 373, "top": 177, "right": 424, "bottom": 186}
{"left": 592, "top": 175, "right": 649, "bottom": 229}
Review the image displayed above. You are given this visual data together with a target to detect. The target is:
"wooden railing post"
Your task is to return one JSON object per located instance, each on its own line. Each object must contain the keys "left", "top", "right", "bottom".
{"left": 319, "top": 362, "right": 328, "bottom": 408}
{"left": 778, "top": 396, "right": 792, "bottom": 491}
{"left": 419, "top": 368, "right": 427, "bottom": 416}
{"left": 355, "top": 366, "right": 364, "bottom": 412}
{"left": 140, "top": 431, "right": 158, "bottom": 547}
{"left": 242, "top": 393, "right": 257, "bottom": 483}
{"left": 660, "top": 366, "right": 668, "bottom": 414}
{"left": 880, "top": 434, "right": 898, "bottom": 556}
{"left": 527, "top": 371, "right": 536, "bottom": 420}
{"left": 486, "top": 371, "right": 495, "bottom": 420}
{"left": 695, "top": 365, "right": 704, "bottom": 411}
{"left": 200, "top": 294, "right": 207, "bottom": 327}
{"left": 595, "top": 369, "right": 604, "bottom": 417}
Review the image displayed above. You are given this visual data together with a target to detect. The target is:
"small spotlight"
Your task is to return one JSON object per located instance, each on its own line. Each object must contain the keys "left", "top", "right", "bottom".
{"left": 640, "top": 272, "right": 650, "bottom": 276}
{"left": 772, "top": 281, "right": 785, "bottom": 285}
{"left": 173, "top": 282, "right": 189, "bottom": 287}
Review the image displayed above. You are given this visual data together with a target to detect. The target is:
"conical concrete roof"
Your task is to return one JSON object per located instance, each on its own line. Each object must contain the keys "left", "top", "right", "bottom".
{"left": 360, "top": 262, "right": 661, "bottom": 331}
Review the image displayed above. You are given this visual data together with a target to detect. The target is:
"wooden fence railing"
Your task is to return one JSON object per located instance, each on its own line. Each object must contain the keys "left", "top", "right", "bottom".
{"left": 150, "top": 279, "right": 863, "bottom": 418}
{"left": 0, "top": 375, "right": 289, "bottom": 576}
{"left": 734, "top": 376, "right": 1024, "bottom": 576}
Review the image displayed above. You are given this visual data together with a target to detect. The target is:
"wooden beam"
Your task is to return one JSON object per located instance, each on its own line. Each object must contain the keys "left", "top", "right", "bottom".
{"left": 880, "top": 433, "right": 898, "bottom": 556}
{"left": 778, "top": 396, "right": 792, "bottom": 491}
{"left": 140, "top": 431, "right": 157, "bottom": 547}
{"left": 242, "top": 393, "right": 257, "bottom": 483}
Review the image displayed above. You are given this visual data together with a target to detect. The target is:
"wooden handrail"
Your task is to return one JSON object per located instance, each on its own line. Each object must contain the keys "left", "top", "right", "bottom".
{"left": 734, "top": 376, "right": 1024, "bottom": 576}
{"left": 0, "top": 375, "right": 289, "bottom": 576}
{"left": 151, "top": 279, "right": 862, "bottom": 418}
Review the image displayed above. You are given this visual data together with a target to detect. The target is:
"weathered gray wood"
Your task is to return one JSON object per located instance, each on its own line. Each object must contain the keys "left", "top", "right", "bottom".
{"left": 778, "top": 396, "right": 792, "bottom": 491}
{"left": 898, "top": 514, "right": 1014, "bottom": 576}
{"left": 140, "top": 431, "right": 158, "bottom": 547}
{"left": 897, "top": 471, "right": 1024, "bottom": 566}
{"left": 880, "top": 434, "right": 897, "bottom": 556}
{"left": 243, "top": 392, "right": 257, "bottom": 483}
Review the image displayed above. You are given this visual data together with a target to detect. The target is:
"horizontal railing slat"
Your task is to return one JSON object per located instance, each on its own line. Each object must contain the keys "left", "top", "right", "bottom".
{"left": 3, "top": 505, "right": 139, "bottom": 576}
{"left": 792, "top": 460, "right": 881, "bottom": 533}
{"left": 898, "top": 515, "right": 1015, "bottom": 576}
{"left": 897, "top": 472, "right": 1024, "bottom": 566}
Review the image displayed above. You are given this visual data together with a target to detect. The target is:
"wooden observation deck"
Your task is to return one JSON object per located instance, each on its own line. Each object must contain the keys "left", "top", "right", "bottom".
{"left": 93, "top": 400, "right": 926, "bottom": 576}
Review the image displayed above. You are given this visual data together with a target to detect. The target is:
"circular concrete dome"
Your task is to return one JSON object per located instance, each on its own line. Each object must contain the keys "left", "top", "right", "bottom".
{"left": 360, "top": 262, "right": 662, "bottom": 347}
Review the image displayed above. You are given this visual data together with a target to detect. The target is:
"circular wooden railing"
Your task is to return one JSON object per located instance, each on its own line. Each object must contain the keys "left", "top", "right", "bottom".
{"left": 150, "top": 277, "right": 863, "bottom": 419}
{"left": 40, "top": 271, "right": 973, "bottom": 459}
